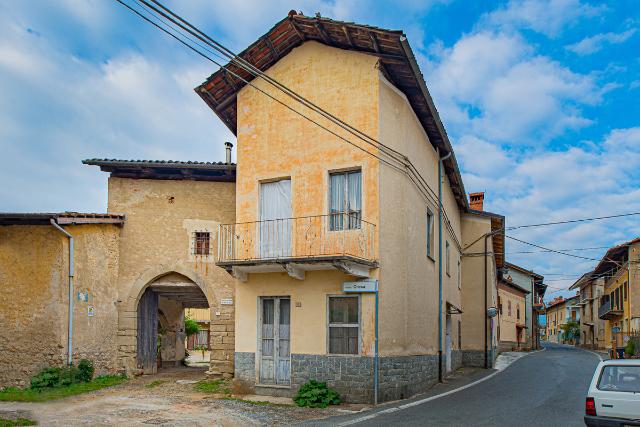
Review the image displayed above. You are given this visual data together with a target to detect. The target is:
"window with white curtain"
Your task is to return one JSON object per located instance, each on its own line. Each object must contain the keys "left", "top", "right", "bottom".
{"left": 329, "top": 170, "right": 362, "bottom": 231}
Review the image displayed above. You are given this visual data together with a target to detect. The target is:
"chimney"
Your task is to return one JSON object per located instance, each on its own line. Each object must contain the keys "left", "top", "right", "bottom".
{"left": 469, "top": 192, "right": 484, "bottom": 211}
{"left": 224, "top": 142, "right": 233, "bottom": 164}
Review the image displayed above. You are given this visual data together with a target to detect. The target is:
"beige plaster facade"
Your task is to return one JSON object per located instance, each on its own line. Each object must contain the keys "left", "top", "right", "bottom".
{"left": 222, "top": 39, "right": 500, "bottom": 402}
{"left": 0, "top": 170, "right": 237, "bottom": 386}
{"left": 107, "top": 176, "right": 236, "bottom": 376}
{"left": 497, "top": 281, "right": 527, "bottom": 351}
{"left": 0, "top": 223, "right": 121, "bottom": 387}
{"left": 460, "top": 213, "right": 500, "bottom": 366}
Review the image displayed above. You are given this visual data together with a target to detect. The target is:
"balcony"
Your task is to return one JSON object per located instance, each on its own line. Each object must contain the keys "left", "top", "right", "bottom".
{"left": 598, "top": 300, "right": 623, "bottom": 320}
{"left": 217, "top": 214, "right": 377, "bottom": 281}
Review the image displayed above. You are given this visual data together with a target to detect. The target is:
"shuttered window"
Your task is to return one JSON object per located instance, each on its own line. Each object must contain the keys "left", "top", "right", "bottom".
{"left": 328, "top": 296, "right": 359, "bottom": 355}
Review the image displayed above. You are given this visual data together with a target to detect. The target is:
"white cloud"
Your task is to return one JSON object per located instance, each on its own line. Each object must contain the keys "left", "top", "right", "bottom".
{"left": 0, "top": 14, "right": 234, "bottom": 212}
{"left": 458, "top": 128, "right": 640, "bottom": 291}
{"left": 425, "top": 31, "right": 598, "bottom": 144}
{"left": 481, "top": 0, "right": 606, "bottom": 37}
{"left": 566, "top": 28, "right": 637, "bottom": 55}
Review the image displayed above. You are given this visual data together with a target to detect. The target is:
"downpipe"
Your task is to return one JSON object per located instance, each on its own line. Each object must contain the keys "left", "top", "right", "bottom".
{"left": 50, "top": 219, "right": 74, "bottom": 366}
{"left": 438, "top": 149, "right": 452, "bottom": 383}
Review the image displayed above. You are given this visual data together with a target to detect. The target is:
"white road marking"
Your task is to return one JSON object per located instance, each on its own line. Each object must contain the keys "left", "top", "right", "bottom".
{"left": 337, "top": 348, "right": 545, "bottom": 426}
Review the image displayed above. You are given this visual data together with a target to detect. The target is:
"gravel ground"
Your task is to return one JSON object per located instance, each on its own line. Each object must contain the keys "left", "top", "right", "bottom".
{"left": 0, "top": 367, "right": 351, "bottom": 426}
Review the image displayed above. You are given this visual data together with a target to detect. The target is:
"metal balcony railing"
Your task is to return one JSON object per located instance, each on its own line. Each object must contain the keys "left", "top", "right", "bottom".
{"left": 598, "top": 300, "right": 623, "bottom": 320}
{"left": 217, "top": 213, "right": 376, "bottom": 264}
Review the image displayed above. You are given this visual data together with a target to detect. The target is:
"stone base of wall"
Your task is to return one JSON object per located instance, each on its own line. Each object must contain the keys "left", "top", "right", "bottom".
{"left": 461, "top": 347, "right": 497, "bottom": 368}
{"left": 498, "top": 341, "right": 526, "bottom": 353}
{"left": 235, "top": 352, "right": 445, "bottom": 403}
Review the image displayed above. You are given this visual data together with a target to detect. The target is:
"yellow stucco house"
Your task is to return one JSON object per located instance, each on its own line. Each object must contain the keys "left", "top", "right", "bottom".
{"left": 196, "top": 13, "right": 504, "bottom": 403}
{"left": 497, "top": 278, "right": 529, "bottom": 351}
{"left": 594, "top": 238, "right": 640, "bottom": 352}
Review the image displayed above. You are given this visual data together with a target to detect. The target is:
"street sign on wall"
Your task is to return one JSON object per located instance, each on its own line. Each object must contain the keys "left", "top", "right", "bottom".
{"left": 343, "top": 280, "right": 378, "bottom": 293}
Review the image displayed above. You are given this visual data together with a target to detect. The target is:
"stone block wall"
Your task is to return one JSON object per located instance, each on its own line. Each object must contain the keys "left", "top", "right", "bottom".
{"left": 210, "top": 317, "right": 235, "bottom": 378}
{"left": 236, "top": 352, "right": 444, "bottom": 404}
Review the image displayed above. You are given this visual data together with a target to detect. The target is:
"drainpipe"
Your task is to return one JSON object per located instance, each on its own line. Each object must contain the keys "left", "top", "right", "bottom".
{"left": 51, "top": 219, "right": 74, "bottom": 366}
{"left": 484, "top": 234, "right": 489, "bottom": 369}
{"left": 438, "top": 149, "right": 452, "bottom": 383}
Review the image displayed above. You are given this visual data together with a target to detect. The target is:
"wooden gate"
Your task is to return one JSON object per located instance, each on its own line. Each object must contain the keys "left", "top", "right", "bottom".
{"left": 137, "top": 288, "right": 158, "bottom": 374}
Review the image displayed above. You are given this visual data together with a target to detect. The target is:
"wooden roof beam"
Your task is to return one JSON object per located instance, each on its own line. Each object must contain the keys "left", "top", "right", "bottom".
{"left": 314, "top": 21, "right": 332, "bottom": 45}
{"left": 342, "top": 25, "right": 354, "bottom": 47}
{"left": 289, "top": 18, "right": 305, "bottom": 41}
{"left": 262, "top": 35, "right": 278, "bottom": 60}
{"left": 223, "top": 70, "right": 238, "bottom": 92}
{"left": 369, "top": 31, "right": 380, "bottom": 53}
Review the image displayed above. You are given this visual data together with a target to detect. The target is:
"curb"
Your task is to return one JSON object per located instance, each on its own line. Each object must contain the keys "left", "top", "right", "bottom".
{"left": 338, "top": 348, "right": 545, "bottom": 426}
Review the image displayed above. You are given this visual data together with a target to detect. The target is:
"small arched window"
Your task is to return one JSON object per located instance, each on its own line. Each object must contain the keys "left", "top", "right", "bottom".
{"left": 508, "top": 300, "right": 512, "bottom": 317}
{"left": 517, "top": 304, "right": 520, "bottom": 320}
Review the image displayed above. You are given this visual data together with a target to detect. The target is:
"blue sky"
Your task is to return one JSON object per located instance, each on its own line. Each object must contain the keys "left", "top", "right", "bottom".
{"left": 1, "top": 0, "right": 639, "bottom": 298}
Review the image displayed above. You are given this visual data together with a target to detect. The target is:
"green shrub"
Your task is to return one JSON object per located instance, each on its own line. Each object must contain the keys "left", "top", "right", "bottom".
{"left": 293, "top": 380, "right": 341, "bottom": 408}
{"left": 30, "top": 360, "right": 94, "bottom": 390}
{"left": 77, "top": 359, "right": 94, "bottom": 382}
{"left": 30, "top": 367, "right": 62, "bottom": 390}
{"left": 184, "top": 316, "right": 199, "bottom": 337}
{"left": 625, "top": 339, "right": 636, "bottom": 357}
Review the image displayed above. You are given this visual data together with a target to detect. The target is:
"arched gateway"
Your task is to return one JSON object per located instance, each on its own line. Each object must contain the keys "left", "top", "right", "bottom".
{"left": 118, "top": 265, "right": 220, "bottom": 375}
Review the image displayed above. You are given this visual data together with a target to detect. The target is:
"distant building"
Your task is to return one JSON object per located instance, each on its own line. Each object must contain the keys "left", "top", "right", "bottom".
{"left": 502, "top": 262, "right": 546, "bottom": 349}
{"left": 545, "top": 295, "right": 580, "bottom": 343}
{"left": 497, "top": 278, "right": 529, "bottom": 351}
{"left": 593, "top": 238, "right": 640, "bottom": 353}
{"left": 569, "top": 272, "right": 605, "bottom": 349}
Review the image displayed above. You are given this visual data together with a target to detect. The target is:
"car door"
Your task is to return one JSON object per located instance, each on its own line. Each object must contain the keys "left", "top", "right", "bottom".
{"left": 592, "top": 364, "right": 640, "bottom": 419}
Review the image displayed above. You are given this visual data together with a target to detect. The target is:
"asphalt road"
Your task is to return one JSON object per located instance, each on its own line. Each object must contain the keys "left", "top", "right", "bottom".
{"left": 337, "top": 343, "right": 600, "bottom": 427}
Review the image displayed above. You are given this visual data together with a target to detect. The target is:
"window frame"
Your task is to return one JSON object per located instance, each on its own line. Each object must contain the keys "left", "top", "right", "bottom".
{"left": 445, "top": 240, "right": 451, "bottom": 277}
{"left": 193, "top": 231, "right": 211, "bottom": 255}
{"left": 426, "top": 208, "right": 435, "bottom": 261}
{"left": 597, "top": 365, "right": 640, "bottom": 393}
{"left": 328, "top": 169, "right": 362, "bottom": 231}
{"left": 326, "top": 295, "right": 361, "bottom": 356}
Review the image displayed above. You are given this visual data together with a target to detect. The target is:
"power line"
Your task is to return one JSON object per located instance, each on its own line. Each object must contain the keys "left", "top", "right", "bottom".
{"left": 505, "top": 235, "right": 602, "bottom": 262}
{"left": 119, "top": 0, "right": 469, "bottom": 252}
{"left": 118, "top": 0, "right": 454, "bottom": 221}
{"left": 507, "top": 212, "right": 640, "bottom": 230}
{"left": 506, "top": 246, "right": 610, "bottom": 254}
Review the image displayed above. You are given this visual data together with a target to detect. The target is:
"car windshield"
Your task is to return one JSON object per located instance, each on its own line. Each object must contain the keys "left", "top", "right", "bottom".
{"left": 597, "top": 365, "right": 640, "bottom": 393}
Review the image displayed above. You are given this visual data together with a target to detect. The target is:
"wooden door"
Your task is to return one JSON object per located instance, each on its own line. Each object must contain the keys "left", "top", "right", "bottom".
{"left": 259, "top": 297, "right": 291, "bottom": 384}
{"left": 136, "top": 288, "right": 158, "bottom": 374}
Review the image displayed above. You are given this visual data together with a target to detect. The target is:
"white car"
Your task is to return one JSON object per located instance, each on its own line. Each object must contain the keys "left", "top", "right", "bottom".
{"left": 585, "top": 359, "right": 640, "bottom": 426}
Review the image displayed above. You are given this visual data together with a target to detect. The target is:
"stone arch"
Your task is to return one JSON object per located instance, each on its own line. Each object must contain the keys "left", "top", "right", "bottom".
{"left": 127, "top": 263, "right": 218, "bottom": 311}
{"left": 117, "top": 264, "right": 219, "bottom": 375}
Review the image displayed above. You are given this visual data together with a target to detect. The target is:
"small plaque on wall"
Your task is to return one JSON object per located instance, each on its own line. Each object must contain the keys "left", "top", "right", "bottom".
{"left": 220, "top": 298, "right": 233, "bottom": 305}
